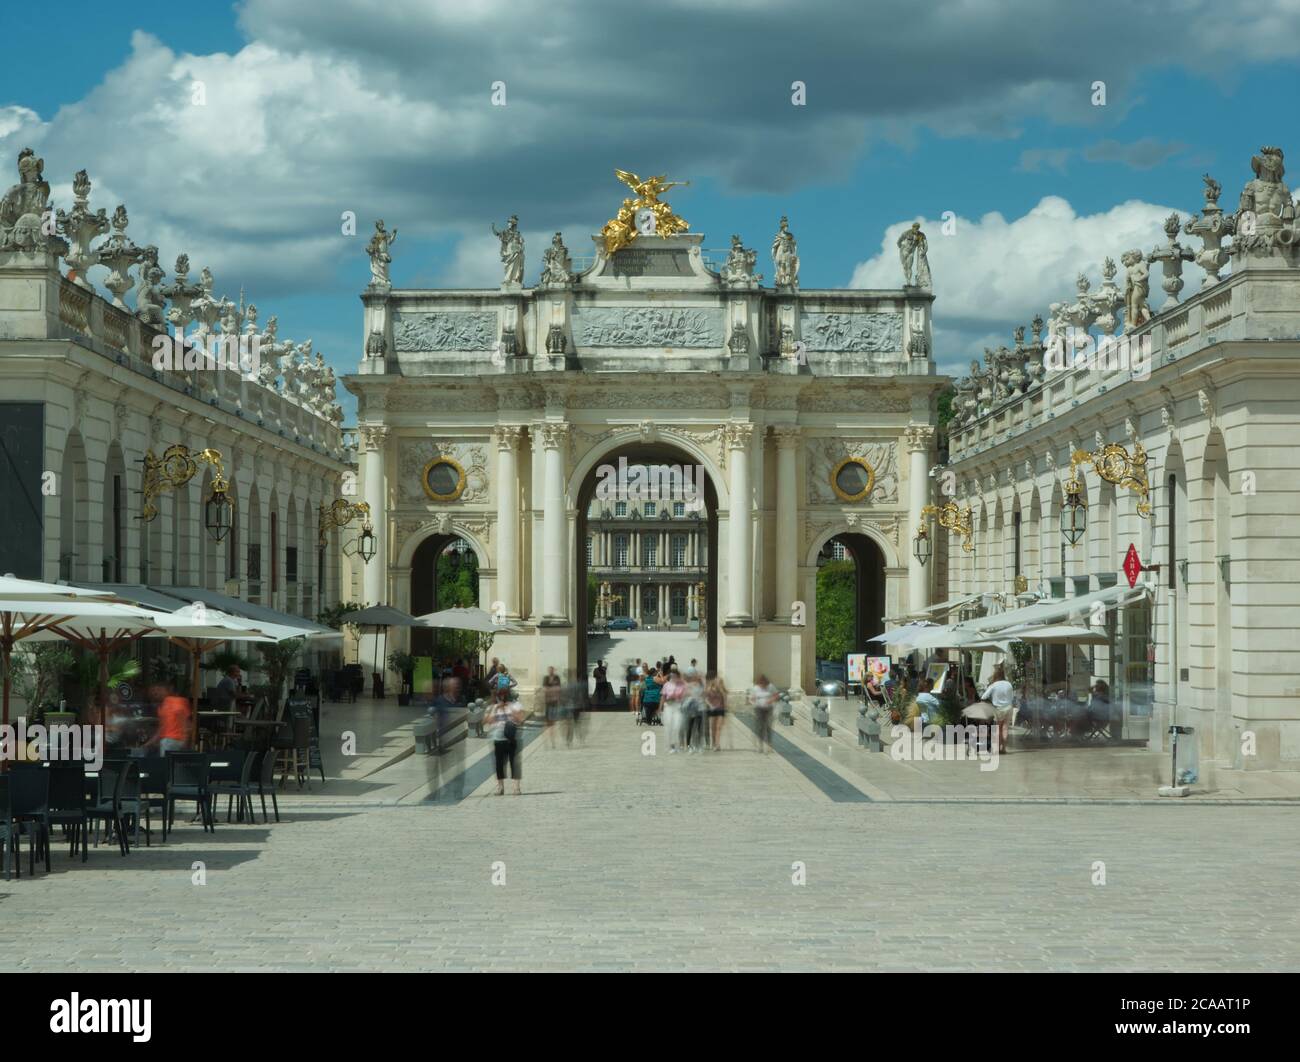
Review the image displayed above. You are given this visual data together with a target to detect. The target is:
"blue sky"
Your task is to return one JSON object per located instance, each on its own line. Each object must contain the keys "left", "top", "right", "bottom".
{"left": 4, "top": 0, "right": 1300, "bottom": 421}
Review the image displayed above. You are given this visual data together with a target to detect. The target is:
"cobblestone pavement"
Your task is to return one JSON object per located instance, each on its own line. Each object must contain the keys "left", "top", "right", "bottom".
{"left": 3, "top": 712, "right": 1298, "bottom": 972}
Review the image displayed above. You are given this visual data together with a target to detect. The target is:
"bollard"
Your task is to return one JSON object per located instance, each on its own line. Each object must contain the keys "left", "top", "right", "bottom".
{"left": 778, "top": 693, "right": 795, "bottom": 726}
{"left": 811, "top": 697, "right": 832, "bottom": 738}
{"left": 863, "top": 706, "right": 882, "bottom": 752}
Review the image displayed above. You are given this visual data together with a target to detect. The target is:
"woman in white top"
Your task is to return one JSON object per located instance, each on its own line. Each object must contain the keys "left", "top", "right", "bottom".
{"left": 981, "top": 665, "right": 1016, "bottom": 754}
{"left": 488, "top": 690, "right": 526, "bottom": 795}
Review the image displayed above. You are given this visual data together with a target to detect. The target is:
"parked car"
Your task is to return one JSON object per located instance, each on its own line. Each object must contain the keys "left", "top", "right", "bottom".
{"left": 607, "top": 617, "right": 639, "bottom": 631}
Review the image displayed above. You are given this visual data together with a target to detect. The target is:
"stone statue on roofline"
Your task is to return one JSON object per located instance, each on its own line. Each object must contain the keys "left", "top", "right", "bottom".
{"left": 722, "top": 233, "right": 760, "bottom": 287}
{"left": 1121, "top": 249, "right": 1152, "bottom": 330}
{"left": 897, "top": 221, "right": 931, "bottom": 289}
{"left": 771, "top": 216, "right": 799, "bottom": 289}
{"left": 492, "top": 215, "right": 524, "bottom": 286}
{"left": 0, "top": 148, "right": 66, "bottom": 254}
{"left": 366, "top": 220, "right": 397, "bottom": 286}
{"left": 539, "top": 231, "right": 572, "bottom": 287}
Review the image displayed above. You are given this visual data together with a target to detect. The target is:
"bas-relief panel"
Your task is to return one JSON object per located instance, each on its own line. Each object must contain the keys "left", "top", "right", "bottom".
{"left": 392, "top": 311, "right": 497, "bottom": 352}
{"left": 800, "top": 312, "right": 903, "bottom": 353}
{"left": 572, "top": 305, "right": 724, "bottom": 348}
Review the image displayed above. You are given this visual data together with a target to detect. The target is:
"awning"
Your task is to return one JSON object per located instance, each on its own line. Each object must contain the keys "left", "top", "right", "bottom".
{"left": 885, "top": 591, "right": 1001, "bottom": 624}
{"left": 954, "top": 583, "right": 1152, "bottom": 633}
{"left": 72, "top": 583, "right": 336, "bottom": 639}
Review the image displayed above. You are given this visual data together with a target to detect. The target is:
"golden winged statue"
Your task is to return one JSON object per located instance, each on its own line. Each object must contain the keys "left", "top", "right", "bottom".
{"left": 600, "top": 169, "right": 691, "bottom": 255}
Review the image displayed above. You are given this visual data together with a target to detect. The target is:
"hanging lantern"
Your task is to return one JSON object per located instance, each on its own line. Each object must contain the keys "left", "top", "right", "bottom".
{"left": 1061, "top": 474, "right": 1087, "bottom": 545}
{"left": 912, "top": 526, "right": 932, "bottom": 567}
{"left": 204, "top": 478, "right": 234, "bottom": 541}
{"left": 358, "top": 522, "right": 376, "bottom": 563}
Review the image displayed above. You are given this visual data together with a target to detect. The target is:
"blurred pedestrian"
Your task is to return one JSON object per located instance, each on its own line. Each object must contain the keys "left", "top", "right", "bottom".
{"left": 641, "top": 664, "right": 663, "bottom": 726}
{"left": 705, "top": 673, "right": 728, "bottom": 750}
{"left": 661, "top": 666, "right": 687, "bottom": 753}
{"left": 542, "top": 665, "right": 562, "bottom": 747}
{"left": 488, "top": 689, "right": 525, "bottom": 796}
{"left": 750, "top": 674, "right": 777, "bottom": 753}
{"left": 682, "top": 667, "right": 706, "bottom": 752}
{"left": 146, "top": 681, "right": 192, "bottom": 755}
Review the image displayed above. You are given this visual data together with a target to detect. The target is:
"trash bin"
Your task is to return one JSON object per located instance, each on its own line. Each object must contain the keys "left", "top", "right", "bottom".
{"left": 1170, "top": 724, "right": 1198, "bottom": 785}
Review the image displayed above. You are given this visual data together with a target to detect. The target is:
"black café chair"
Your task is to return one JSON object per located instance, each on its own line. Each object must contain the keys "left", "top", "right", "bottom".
{"left": 128, "top": 755, "right": 169, "bottom": 847}
{"left": 45, "top": 763, "right": 91, "bottom": 863}
{"left": 278, "top": 715, "right": 315, "bottom": 791}
{"left": 248, "top": 747, "right": 281, "bottom": 824}
{"left": 6, "top": 765, "right": 50, "bottom": 876}
{"left": 208, "top": 749, "right": 256, "bottom": 823}
{"left": 0, "top": 776, "right": 19, "bottom": 881}
{"left": 163, "top": 753, "right": 214, "bottom": 840}
{"left": 88, "top": 760, "right": 137, "bottom": 856}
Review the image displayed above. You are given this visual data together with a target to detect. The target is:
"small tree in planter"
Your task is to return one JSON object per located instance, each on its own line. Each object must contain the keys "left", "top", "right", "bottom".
{"left": 387, "top": 650, "right": 416, "bottom": 705}
{"left": 9, "top": 643, "right": 76, "bottom": 722}
{"left": 258, "top": 638, "right": 306, "bottom": 714}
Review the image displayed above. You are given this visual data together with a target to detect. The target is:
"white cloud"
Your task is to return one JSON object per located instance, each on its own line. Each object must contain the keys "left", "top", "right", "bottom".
{"left": 849, "top": 196, "right": 1197, "bottom": 376}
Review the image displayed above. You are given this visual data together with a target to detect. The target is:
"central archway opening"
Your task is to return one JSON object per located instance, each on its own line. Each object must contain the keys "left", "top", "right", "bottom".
{"left": 410, "top": 534, "right": 480, "bottom": 662}
{"left": 814, "top": 532, "right": 885, "bottom": 688}
{"left": 575, "top": 444, "right": 719, "bottom": 706}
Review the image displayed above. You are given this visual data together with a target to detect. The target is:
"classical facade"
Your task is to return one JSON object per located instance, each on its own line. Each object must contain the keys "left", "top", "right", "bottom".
{"left": 943, "top": 148, "right": 1300, "bottom": 770}
{"left": 585, "top": 484, "right": 708, "bottom": 628}
{"left": 0, "top": 150, "right": 352, "bottom": 620}
{"left": 346, "top": 178, "right": 946, "bottom": 697}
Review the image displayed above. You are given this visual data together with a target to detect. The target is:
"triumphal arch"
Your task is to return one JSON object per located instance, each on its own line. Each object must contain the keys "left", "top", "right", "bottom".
{"left": 345, "top": 173, "right": 945, "bottom": 698}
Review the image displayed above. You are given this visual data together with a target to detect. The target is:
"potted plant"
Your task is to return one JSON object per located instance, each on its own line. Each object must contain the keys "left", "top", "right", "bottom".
{"left": 9, "top": 643, "right": 76, "bottom": 723}
{"left": 388, "top": 650, "right": 416, "bottom": 706}
{"left": 258, "top": 638, "right": 307, "bottom": 714}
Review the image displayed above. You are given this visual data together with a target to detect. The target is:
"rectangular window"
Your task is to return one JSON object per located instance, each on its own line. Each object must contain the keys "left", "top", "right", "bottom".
{"left": 586, "top": 537, "right": 593, "bottom": 566}
{"left": 671, "top": 535, "right": 686, "bottom": 567}
{"left": 286, "top": 546, "right": 298, "bottom": 583}
{"left": 673, "top": 501, "right": 684, "bottom": 517}
{"left": 642, "top": 537, "right": 657, "bottom": 568}
{"left": 671, "top": 586, "right": 687, "bottom": 618}
{"left": 642, "top": 586, "right": 658, "bottom": 618}
{"left": 614, "top": 535, "right": 628, "bottom": 567}
{"left": 643, "top": 502, "right": 656, "bottom": 518}
{"left": 614, "top": 501, "right": 627, "bottom": 517}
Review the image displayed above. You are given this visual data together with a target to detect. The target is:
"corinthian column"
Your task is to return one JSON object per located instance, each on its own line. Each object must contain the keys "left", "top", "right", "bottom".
{"left": 540, "top": 422, "right": 569, "bottom": 622}
{"left": 495, "top": 426, "right": 522, "bottom": 618}
{"left": 772, "top": 426, "right": 801, "bottom": 622}
{"left": 360, "top": 425, "right": 389, "bottom": 606}
{"left": 724, "top": 421, "right": 755, "bottom": 623}
{"left": 906, "top": 423, "right": 935, "bottom": 613}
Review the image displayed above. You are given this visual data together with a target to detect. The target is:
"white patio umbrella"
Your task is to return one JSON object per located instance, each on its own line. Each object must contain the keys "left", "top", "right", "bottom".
{"left": 869, "top": 620, "right": 937, "bottom": 652}
{"left": 416, "top": 607, "right": 525, "bottom": 635}
{"left": 0, "top": 574, "right": 116, "bottom": 602}
{"left": 1, "top": 596, "right": 160, "bottom": 728}
{"left": 415, "top": 607, "right": 525, "bottom": 681}
{"left": 997, "top": 623, "right": 1110, "bottom": 646}
{"left": 140, "top": 605, "right": 283, "bottom": 744}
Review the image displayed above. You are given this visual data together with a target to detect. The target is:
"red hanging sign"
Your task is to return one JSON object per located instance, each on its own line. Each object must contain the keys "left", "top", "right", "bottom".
{"left": 1123, "top": 543, "right": 1143, "bottom": 588}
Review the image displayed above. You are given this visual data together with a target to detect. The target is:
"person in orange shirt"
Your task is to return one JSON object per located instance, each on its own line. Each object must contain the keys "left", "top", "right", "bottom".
{"left": 146, "top": 682, "right": 192, "bottom": 754}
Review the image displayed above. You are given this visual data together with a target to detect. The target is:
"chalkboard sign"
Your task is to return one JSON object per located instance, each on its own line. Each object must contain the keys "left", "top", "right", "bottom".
{"left": 0, "top": 402, "right": 45, "bottom": 579}
{"left": 285, "top": 695, "right": 323, "bottom": 774}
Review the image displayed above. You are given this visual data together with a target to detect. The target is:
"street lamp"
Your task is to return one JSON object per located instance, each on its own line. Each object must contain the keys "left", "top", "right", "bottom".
{"left": 918, "top": 501, "right": 974, "bottom": 553}
{"left": 1061, "top": 440, "right": 1152, "bottom": 546}
{"left": 320, "top": 499, "right": 375, "bottom": 563}
{"left": 141, "top": 444, "right": 232, "bottom": 542}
